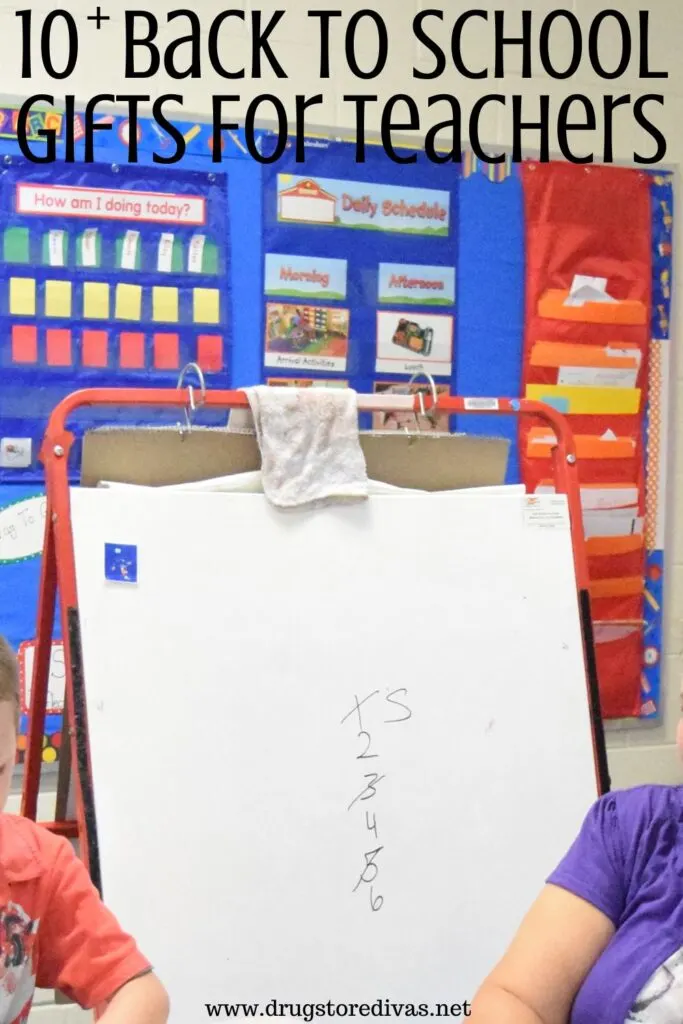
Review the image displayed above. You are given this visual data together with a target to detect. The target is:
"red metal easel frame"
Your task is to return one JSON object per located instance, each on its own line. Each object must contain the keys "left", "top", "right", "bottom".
{"left": 21, "top": 387, "right": 610, "bottom": 890}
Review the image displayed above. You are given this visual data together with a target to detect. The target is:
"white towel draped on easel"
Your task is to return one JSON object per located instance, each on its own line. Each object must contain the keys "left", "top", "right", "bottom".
{"left": 227, "top": 386, "right": 369, "bottom": 510}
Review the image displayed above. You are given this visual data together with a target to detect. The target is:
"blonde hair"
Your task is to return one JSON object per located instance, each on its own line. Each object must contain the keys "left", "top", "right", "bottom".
{"left": 0, "top": 637, "right": 20, "bottom": 723}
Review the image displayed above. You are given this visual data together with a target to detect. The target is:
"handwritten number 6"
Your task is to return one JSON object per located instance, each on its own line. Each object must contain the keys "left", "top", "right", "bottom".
{"left": 370, "top": 888, "right": 384, "bottom": 911}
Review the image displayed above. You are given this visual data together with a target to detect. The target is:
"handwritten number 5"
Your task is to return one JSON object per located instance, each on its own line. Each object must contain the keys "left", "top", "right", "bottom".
{"left": 352, "top": 847, "right": 383, "bottom": 892}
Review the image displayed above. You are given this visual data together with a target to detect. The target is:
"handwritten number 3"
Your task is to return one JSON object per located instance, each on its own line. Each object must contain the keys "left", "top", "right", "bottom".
{"left": 347, "top": 774, "right": 385, "bottom": 811}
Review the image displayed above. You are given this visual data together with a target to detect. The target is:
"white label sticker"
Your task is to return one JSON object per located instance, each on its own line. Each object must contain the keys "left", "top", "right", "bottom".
{"left": 464, "top": 397, "right": 500, "bottom": 411}
{"left": 0, "top": 437, "right": 32, "bottom": 469}
{"left": 48, "top": 229, "right": 64, "bottom": 267}
{"left": 558, "top": 366, "right": 638, "bottom": 389}
{"left": 121, "top": 229, "right": 140, "bottom": 270}
{"left": 188, "top": 233, "right": 206, "bottom": 274}
{"left": 0, "top": 494, "right": 46, "bottom": 562}
{"left": 158, "top": 233, "right": 174, "bottom": 273}
{"left": 81, "top": 228, "right": 98, "bottom": 267}
{"left": 523, "top": 495, "right": 569, "bottom": 529}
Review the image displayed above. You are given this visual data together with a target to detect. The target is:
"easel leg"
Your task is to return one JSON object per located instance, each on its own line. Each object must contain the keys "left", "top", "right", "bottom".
{"left": 578, "top": 591, "right": 611, "bottom": 795}
{"left": 21, "top": 508, "right": 57, "bottom": 821}
{"left": 549, "top": 443, "right": 610, "bottom": 797}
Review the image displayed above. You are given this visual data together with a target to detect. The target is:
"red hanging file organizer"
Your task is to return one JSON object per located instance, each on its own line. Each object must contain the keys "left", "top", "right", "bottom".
{"left": 520, "top": 162, "right": 652, "bottom": 719}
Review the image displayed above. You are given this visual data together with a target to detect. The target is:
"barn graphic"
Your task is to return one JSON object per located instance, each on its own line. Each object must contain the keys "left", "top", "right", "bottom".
{"left": 278, "top": 179, "right": 337, "bottom": 225}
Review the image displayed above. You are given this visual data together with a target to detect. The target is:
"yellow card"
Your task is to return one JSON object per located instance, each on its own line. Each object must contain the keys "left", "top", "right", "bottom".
{"left": 45, "top": 280, "right": 72, "bottom": 318}
{"left": 115, "top": 283, "right": 143, "bottom": 321}
{"left": 153, "top": 286, "right": 179, "bottom": 323}
{"left": 83, "top": 282, "right": 110, "bottom": 320}
{"left": 526, "top": 383, "right": 641, "bottom": 416}
{"left": 9, "top": 277, "right": 36, "bottom": 316}
{"left": 194, "top": 288, "right": 220, "bottom": 324}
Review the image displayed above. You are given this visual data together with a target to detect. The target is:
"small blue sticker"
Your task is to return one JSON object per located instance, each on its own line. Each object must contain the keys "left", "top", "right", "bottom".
{"left": 105, "top": 543, "right": 138, "bottom": 584}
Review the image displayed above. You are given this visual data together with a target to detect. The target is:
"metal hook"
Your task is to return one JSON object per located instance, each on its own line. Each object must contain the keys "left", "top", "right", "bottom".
{"left": 177, "top": 362, "right": 207, "bottom": 439}
{"left": 408, "top": 372, "right": 439, "bottom": 428}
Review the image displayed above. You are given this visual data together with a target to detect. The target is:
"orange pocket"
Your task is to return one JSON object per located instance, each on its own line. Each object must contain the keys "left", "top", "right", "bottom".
{"left": 586, "top": 535, "right": 644, "bottom": 558}
{"left": 529, "top": 341, "right": 642, "bottom": 369}
{"left": 590, "top": 576, "right": 643, "bottom": 600}
{"left": 526, "top": 427, "right": 637, "bottom": 461}
{"left": 538, "top": 289, "right": 648, "bottom": 326}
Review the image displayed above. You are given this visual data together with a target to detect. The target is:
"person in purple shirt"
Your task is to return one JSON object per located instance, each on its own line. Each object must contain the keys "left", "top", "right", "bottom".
{"left": 471, "top": 719, "right": 683, "bottom": 1023}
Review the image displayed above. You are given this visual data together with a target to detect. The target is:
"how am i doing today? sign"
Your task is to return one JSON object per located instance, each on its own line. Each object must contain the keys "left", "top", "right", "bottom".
{"left": 16, "top": 183, "right": 206, "bottom": 226}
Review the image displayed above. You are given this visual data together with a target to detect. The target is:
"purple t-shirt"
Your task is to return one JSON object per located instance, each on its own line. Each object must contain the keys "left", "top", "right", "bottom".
{"left": 547, "top": 784, "right": 683, "bottom": 1023}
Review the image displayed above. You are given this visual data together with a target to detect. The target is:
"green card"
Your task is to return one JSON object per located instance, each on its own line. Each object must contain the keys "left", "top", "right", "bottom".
{"left": 4, "top": 227, "right": 30, "bottom": 264}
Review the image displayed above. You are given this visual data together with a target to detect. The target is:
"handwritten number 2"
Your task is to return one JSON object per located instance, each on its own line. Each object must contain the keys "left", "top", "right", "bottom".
{"left": 357, "top": 730, "right": 377, "bottom": 760}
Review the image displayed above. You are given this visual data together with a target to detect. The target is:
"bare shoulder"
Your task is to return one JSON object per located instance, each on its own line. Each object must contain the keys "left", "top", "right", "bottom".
{"left": 472, "top": 884, "right": 615, "bottom": 1023}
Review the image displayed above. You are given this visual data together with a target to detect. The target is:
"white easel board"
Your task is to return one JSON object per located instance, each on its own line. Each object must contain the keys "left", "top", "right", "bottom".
{"left": 70, "top": 488, "right": 598, "bottom": 1022}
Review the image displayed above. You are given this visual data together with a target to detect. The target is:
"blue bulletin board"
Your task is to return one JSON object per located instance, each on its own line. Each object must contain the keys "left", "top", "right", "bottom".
{"left": 260, "top": 138, "right": 523, "bottom": 477}
{"left": 0, "top": 160, "right": 231, "bottom": 484}
{"left": 0, "top": 110, "right": 673, "bottom": 763}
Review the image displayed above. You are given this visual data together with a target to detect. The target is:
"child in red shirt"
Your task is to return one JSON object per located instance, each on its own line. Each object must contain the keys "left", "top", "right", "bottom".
{"left": 0, "top": 637, "right": 169, "bottom": 1023}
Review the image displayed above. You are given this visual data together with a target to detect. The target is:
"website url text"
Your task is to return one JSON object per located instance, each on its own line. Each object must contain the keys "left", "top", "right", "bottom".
{"left": 205, "top": 1001, "right": 471, "bottom": 1020}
